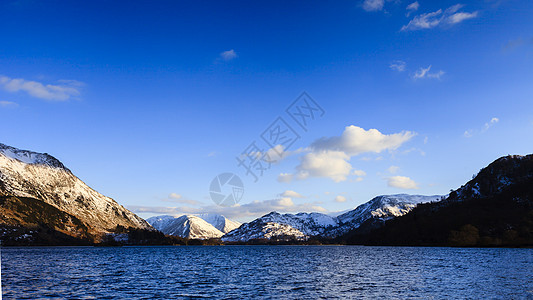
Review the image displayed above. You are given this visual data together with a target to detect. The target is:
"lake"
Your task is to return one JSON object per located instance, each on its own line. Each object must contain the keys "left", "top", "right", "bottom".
{"left": 2, "top": 246, "right": 532, "bottom": 299}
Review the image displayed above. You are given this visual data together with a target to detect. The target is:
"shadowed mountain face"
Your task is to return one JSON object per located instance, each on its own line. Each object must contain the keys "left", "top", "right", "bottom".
{"left": 0, "top": 143, "right": 152, "bottom": 244}
{"left": 223, "top": 195, "right": 443, "bottom": 242}
{"left": 343, "top": 155, "right": 533, "bottom": 247}
{"left": 0, "top": 195, "right": 94, "bottom": 245}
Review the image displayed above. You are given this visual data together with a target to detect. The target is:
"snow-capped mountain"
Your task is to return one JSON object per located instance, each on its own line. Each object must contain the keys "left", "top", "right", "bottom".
{"left": 345, "top": 154, "right": 533, "bottom": 247}
{"left": 445, "top": 155, "right": 533, "bottom": 204}
{"left": 0, "top": 143, "right": 151, "bottom": 235}
{"left": 147, "top": 214, "right": 240, "bottom": 239}
{"left": 222, "top": 212, "right": 337, "bottom": 242}
{"left": 331, "top": 194, "right": 443, "bottom": 236}
{"left": 223, "top": 194, "right": 443, "bottom": 242}
{"left": 195, "top": 213, "right": 241, "bottom": 233}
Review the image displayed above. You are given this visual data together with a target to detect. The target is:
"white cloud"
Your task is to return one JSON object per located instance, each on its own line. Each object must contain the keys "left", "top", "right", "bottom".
{"left": 362, "top": 0, "right": 384, "bottom": 11}
{"left": 311, "top": 125, "right": 416, "bottom": 155}
{"left": 264, "top": 144, "right": 291, "bottom": 163}
{"left": 0, "top": 100, "right": 18, "bottom": 108}
{"left": 413, "top": 65, "right": 444, "bottom": 80}
{"left": 448, "top": 11, "right": 478, "bottom": 24}
{"left": 390, "top": 60, "right": 407, "bottom": 72}
{"left": 160, "top": 193, "right": 203, "bottom": 205}
{"left": 352, "top": 169, "right": 366, "bottom": 182}
{"left": 169, "top": 193, "right": 182, "bottom": 199}
{"left": 464, "top": 117, "right": 499, "bottom": 138}
{"left": 387, "top": 176, "right": 419, "bottom": 189}
{"left": 402, "top": 9, "right": 442, "bottom": 31}
{"left": 334, "top": 195, "right": 347, "bottom": 203}
{"left": 277, "top": 173, "right": 294, "bottom": 183}
{"left": 0, "top": 75, "right": 83, "bottom": 101}
{"left": 401, "top": 4, "right": 478, "bottom": 31}
{"left": 220, "top": 49, "right": 237, "bottom": 61}
{"left": 280, "top": 190, "right": 305, "bottom": 198}
{"left": 484, "top": 117, "right": 499, "bottom": 131}
{"left": 406, "top": 1, "right": 420, "bottom": 16}
{"left": 387, "top": 165, "right": 400, "bottom": 174}
{"left": 129, "top": 197, "right": 327, "bottom": 221}
{"left": 280, "top": 126, "right": 414, "bottom": 183}
{"left": 353, "top": 169, "right": 366, "bottom": 177}
{"left": 295, "top": 150, "right": 353, "bottom": 183}
{"left": 246, "top": 144, "right": 292, "bottom": 165}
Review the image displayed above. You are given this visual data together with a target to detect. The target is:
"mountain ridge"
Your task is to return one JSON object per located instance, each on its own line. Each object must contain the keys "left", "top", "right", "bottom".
{"left": 147, "top": 214, "right": 241, "bottom": 239}
{"left": 223, "top": 194, "right": 443, "bottom": 242}
{"left": 0, "top": 143, "right": 152, "bottom": 243}
{"left": 342, "top": 154, "right": 533, "bottom": 247}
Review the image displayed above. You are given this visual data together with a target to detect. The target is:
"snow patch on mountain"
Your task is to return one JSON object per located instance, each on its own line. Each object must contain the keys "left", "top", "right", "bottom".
{"left": 0, "top": 143, "right": 150, "bottom": 233}
{"left": 331, "top": 194, "right": 443, "bottom": 236}
{"left": 223, "top": 194, "right": 444, "bottom": 241}
{"left": 196, "top": 213, "right": 241, "bottom": 233}
{"left": 147, "top": 214, "right": 240, "bottom": 239}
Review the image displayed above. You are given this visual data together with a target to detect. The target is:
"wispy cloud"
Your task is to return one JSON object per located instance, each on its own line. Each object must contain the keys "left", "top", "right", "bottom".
{"left": 0, "top": 75, "right": 83, "bottom": 101}
{"left": 412, "top": 65, "right": 445, "bottom": 80}
{"left": 161, "top": 193, "right": 203, "bottom": 205}
{"left": 464, "top": 117, "right": 499, "bottom": 138}
{"left": 362, "top": 0, "right": 384, "bottom": 12}
{"left": 279, "top": 190, "right": 305, "bottom": 198}
{"left": 353, "top": 169, "right": 366, "bottom": 177}
{"left": 387, "top": 165, "right": 400, "bottom": 174}
{"left": 501, "top": 37, "right": 533, "bottom": 53}
{"left": 387, "top": 175, "right": 419, "bottom": 189}
{"left": 129, "top": 196, "right": 327, "bottom": 221}
{"left": 334, "top": 195, "right": 347, "bottom": 203}
{"left": 390, "top": 60, "right": 407, "bottom": 72}
{"left": 401, "top": 4, "right": 478, "bottom": 31}
{"left": 406, "top": 1, "right": 419, "bottom": 17}
{"left": 0, "top": 100, "right": 18, "bottom": 108}
{"left": 220, "top": 49, "right": 238, "bottom": 61}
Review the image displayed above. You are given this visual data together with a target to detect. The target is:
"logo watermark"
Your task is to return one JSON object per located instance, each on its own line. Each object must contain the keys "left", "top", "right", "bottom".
{"left": 209, "top": 173, "right": 244, "bottom": 207}
{"left": 209, "top": 92, "right": 325, "bottom": 206}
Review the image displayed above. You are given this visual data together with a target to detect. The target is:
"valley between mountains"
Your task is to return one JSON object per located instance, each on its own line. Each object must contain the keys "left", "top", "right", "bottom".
{"left": 1, "top": 143, "right": 531, "bottom": 247}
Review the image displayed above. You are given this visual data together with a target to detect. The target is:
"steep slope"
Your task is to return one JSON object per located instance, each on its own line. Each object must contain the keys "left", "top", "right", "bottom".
{"left": 0, "top": 195, "right": 93, "bottom": 245}
{"left": 344, "top": 155, "right": 533, "bottom": 247}
{"left": 146, "top": 214, "right": 239, "bottom": 239}
{"left": 223, "top": 194, "right": 441, "bottom": 242}
{"left": 0, "top": 143, "right": 151, "bottom": 237}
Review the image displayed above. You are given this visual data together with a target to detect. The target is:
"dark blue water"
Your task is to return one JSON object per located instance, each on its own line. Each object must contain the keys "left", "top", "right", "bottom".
{"left": 1, "top": 246, "right": 532, "bottom": 299}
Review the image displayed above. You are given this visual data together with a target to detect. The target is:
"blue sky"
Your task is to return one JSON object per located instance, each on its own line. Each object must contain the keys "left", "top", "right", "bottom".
{"left": 1, "top": 0, "right": 532, "bottom": 221}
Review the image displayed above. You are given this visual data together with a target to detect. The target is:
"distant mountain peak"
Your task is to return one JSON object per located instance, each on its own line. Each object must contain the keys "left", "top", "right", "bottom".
{"left": 223, "top": 194, "right": 444, "bottom": 242}
{"left": 147, "top": 213, "right": 240, "bottom": 239}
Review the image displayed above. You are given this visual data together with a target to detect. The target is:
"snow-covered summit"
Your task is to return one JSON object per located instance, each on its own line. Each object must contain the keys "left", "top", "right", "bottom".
{"left": 223, "top": 211, "right": 338, "bottom": 242}
{"left": 331, "top": 194, "right": 442, "bottom": 236}
{"left": 147, "top": 213, "right": 240, "bottom": 239}
{"left": 0, "top": 143, "right": 67, "bottom": 170}
{"left": 0, "top": 143, "right": 150, "bottom": 234}
{"left": 223, "top": 194, "right": 444, "bottom": 242}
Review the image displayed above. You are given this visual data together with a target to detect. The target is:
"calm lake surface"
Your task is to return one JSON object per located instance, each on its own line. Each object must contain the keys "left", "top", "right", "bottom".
{"left": 1, "top": 246, "right": 532, "bottom": 299}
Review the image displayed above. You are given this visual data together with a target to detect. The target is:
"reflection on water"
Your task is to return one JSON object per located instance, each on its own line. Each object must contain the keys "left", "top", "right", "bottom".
{"left": 2, "top": 246, "right": 532, "bottom": 299}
